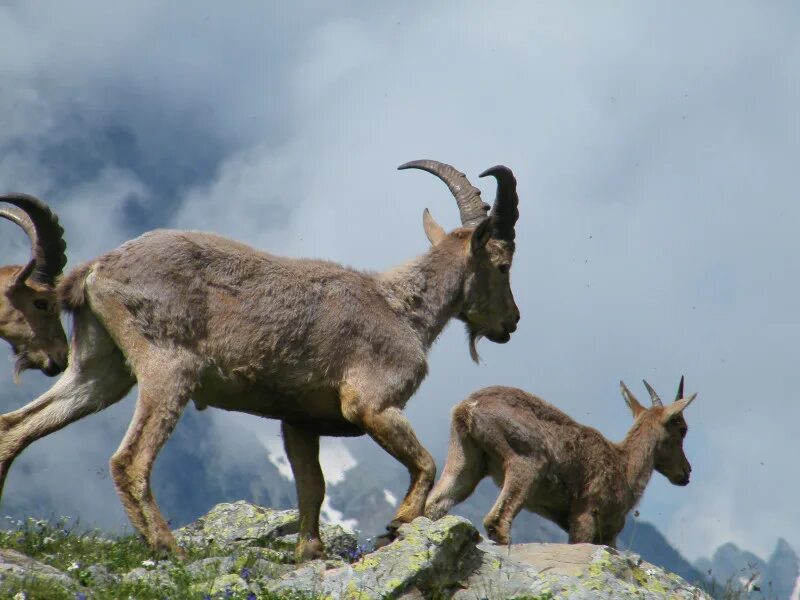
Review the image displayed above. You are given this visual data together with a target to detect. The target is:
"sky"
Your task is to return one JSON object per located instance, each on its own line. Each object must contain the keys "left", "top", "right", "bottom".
{"left": 0, "top": 1, "right": 799, "bottom": 561}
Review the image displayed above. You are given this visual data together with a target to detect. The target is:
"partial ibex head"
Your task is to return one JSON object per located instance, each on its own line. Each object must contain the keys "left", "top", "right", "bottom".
{"left": 0, "top": 194, "right": 68, "bottom": 381}
{"left": 398, "top": 160, "right": 520, "bottom": 362}
{"left": 620, "top": 376, "right": 696, "bottom": 486}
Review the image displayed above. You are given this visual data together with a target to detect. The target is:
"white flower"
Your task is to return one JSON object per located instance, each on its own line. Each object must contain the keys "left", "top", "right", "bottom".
{"left": 67, "top": 561, "right": 81, "bottom": 572}
{"left": 42, "top": 536, "right": 55, "bottom": 545}
{"left": 13, "top": 592, "right": 27, "bottom": 600}
{"left": 141, "top": 559, "right": 156, "bottom": 568}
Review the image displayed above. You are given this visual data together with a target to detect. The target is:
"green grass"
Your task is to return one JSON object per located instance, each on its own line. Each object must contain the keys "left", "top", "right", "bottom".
{"left": 0, "top": 517, "right": 318, "bottom": 600}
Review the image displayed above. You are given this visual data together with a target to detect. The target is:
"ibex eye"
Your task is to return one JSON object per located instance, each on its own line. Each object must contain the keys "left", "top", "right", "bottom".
{"left": 498, "top": 264, "right": 510, "bottom": 274}
{"left": 33, "top": 299, "right": 49, "bottom": 311}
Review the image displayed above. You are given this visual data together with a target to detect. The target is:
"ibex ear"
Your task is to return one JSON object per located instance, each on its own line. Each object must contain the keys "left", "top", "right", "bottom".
{"left": 620, "top": 380, "right": 645, "bottom": 418}
{"left": 422, "top": 209, "right": 447, "bottom": 246}
{"left": 469, "top": 217, "right": 492, "bottom": 255}
{"left": 661, "top": 393, "right": 697, "bottom": 423}
{"left": 11, "top": 259, "right": 35, "bottom": 288}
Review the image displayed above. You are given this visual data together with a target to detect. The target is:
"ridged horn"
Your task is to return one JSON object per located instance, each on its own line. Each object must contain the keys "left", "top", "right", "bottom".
{"left": 0, "top": 193, "right": 67, "bottom": 286}
{"left": 642, "top": 379, "right": 663, "bottom": 407}
{"left": 398, "top": 160, "right": 490, "bottom": 227}
{"left": 480, "top": 165, "right": 519, "bottom": 245}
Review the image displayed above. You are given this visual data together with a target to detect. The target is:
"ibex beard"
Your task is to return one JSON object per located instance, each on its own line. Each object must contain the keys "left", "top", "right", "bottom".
{"left": 0, "top": 161, "right": 520, "bottom": 561}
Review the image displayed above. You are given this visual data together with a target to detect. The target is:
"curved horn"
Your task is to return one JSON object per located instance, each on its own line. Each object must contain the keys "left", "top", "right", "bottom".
{"left": 0, "top": 193, "right": 67, "bottom": 286}
{"left": 676, "top": 375, "right": 685, "bottom": 401}
{"left": 642, "top": 379, "right": 663, "bottom": 407}
{"left": 480, "top": 165, "right": 519, "bottom": 245}
{"left": 398, "top": 160, "right": 489, "bottom": 227}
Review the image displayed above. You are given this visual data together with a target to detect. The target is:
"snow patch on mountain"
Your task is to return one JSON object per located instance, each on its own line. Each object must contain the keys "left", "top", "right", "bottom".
{"left": 261, "top": 435, "right": 294, "bottom": 481}
{"left": 320, "top": 495, "right": 358, "bottom": 531}
{"left": 261, "top": 435, "right": 357, "bottom": 485}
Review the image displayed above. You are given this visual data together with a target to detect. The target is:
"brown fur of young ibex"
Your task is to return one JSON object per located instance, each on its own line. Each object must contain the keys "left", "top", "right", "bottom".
{"left": 426, "top": 378, "right": 696, "bottom": 547}
{"left": 0, "top": 161, "right": 520, "bottom": 561}
{"left": 0, "top": 194, "right": 68, "bottom": 381}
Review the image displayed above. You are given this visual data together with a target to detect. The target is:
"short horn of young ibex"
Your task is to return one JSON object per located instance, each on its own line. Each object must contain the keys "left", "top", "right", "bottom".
{"left": 0, "top": 194, "right": 68, "bottom": 381}
{"left": 426, "top": 377, "right": 696, "bottom": 547}
{"left": 0, "top": 161, "right": 521, "bottom": 561}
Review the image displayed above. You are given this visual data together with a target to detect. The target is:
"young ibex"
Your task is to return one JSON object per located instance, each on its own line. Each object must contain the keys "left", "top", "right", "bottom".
{"left": 0, "top": 194, "right": 68, "bottom": 381}
{"left": 426, "top": 378, "right": 696, "bottom": 547}
{"left": 0, "top": 160, "right": 520, "bottom": 561}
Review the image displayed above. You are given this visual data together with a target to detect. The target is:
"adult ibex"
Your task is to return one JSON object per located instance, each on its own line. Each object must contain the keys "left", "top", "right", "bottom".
{"left": 0, "top": 161, "right": 520, "bottom": 560}
{"left": 426, "top": 377, "right": 696, "bottom": 547}
{"left": 0, "top": 194, "right": 68, "bottom": 381}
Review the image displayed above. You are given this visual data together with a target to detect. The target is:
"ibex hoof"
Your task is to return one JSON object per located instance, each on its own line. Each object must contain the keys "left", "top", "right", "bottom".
{"left": 373, "top": 532, "right": 396, "bottom": 549}
{"left": 295, "top": 538, "right": 324, "bottom": 563}
{"left": 484, "top": 523, "right": 510, "bottom": 546}
{"left": 151, "top": 536, "right": 185, "bottom": 560}
{"left": 373, "top": 519, "right": 405, "bottom": 549}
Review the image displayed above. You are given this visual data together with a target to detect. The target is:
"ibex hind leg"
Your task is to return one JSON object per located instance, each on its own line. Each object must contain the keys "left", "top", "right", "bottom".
{"left": 339, "top": 381, "right": 436, "bottom": 545}
{"left": 0, "top": 311, "right": 134, "bottom": 499}
{"left": 483, "top": 456, "right": 539, "bottom": 545}
{"left": 282, "top": 421, "right": 325, "bottom": 562}
{"left": 425, "top": 412, "right": 486, "bottom": 520}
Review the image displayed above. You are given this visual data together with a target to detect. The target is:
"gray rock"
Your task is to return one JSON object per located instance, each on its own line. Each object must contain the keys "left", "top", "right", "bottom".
{"left": 174, "top": 500, "right": 357, "bottom": 561}
{"left": 0, "top": 548, "right": 77, "bottom": 589}
{"left": 184, "top": 555, "right": 237, "bottom": 580}
{"left": 122, "top": 561, "right": 176, "bottom": 591}
{"left": 85, "top": 563, "right": 119, "bottom": 587}
{"left": 266, "top": 515, "right": 481, "bottom": 599}
{"left": 457, "top": 542, "right": 713, "bottom": 600}
{"left": 266, "top": 516, "right": 712, "bottom": 600}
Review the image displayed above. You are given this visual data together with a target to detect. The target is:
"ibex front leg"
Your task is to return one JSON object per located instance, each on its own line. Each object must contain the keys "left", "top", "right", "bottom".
{"left": 281, "top": 421, "right": 324, "bottom": 562}
{"left": 340, "top": 382, "right": 436, "bottom": 543}
{"left": 110, "top": 357, "right": 191, "bottom": 557}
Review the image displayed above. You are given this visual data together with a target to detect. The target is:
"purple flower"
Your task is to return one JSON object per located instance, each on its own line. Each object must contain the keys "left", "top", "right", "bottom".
{"left": 75, "top": 594, "right": 87, "bottom": 600}
{"left": 240, "top": 567, "right": 251, "bottom": 580}
{"left": 247, "top": 594, "right": 257, "bottom": 600}
{"left": 224, "top": 588, "right": 233, "bottom": 598}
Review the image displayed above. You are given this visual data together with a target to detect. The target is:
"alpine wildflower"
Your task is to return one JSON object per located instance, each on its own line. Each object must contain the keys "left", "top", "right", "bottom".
{"left": 240, "top": 567, "right": 251, "bottom": 580}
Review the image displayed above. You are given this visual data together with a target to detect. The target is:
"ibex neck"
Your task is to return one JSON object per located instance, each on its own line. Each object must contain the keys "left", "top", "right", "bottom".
{"left": 617, "top": 422, "right": 660, "bottom": 510}
{"left": 379, "top": 242, "right": 467, "bottom": 349}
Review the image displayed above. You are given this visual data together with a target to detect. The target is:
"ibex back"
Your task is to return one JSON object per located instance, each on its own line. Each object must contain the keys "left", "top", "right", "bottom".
{"left": 426, "top": 378, "right": 696, "bottom": 547}
{"left": 0, "top": 161, "right": 520, "bottom": 561}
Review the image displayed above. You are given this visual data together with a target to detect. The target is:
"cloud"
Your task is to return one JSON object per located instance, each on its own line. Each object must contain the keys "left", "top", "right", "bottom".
{"left": 1, "top": 0, "right": 798, "bottom": 561}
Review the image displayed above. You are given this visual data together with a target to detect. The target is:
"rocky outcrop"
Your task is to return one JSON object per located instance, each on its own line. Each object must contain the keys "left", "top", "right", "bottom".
{"left": 263, "top": 513, "right": 711, "bottom": 599}
{"left": 0, "top": 501, "right": 712, "bottom": 599}
{"left": 174, "top": 499, "right": 358, "bottom": 561}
